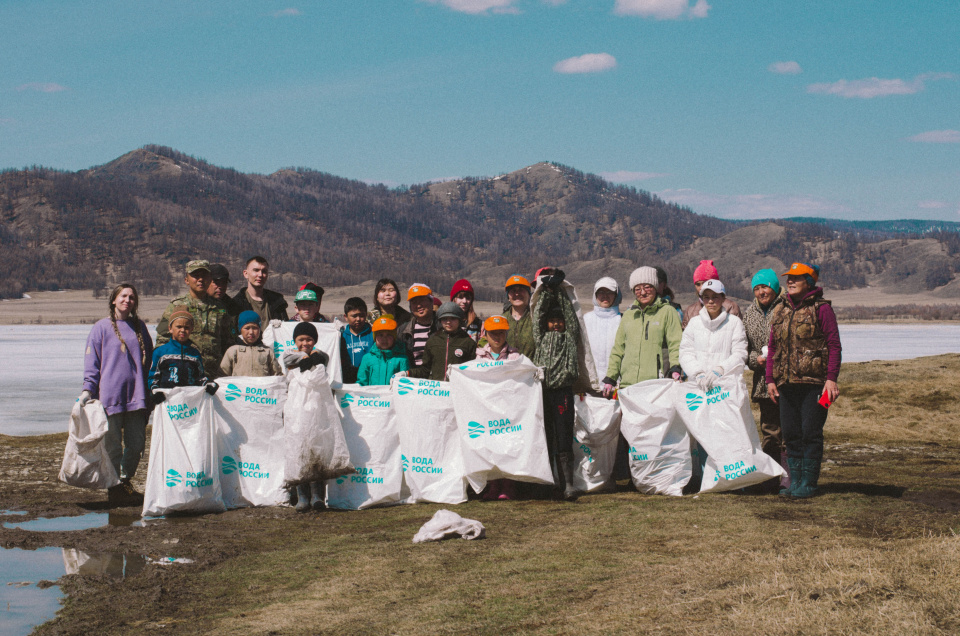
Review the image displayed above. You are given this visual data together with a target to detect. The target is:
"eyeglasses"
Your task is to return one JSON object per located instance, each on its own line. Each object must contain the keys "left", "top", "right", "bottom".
{"left": 635, "top": 284, "right": 656, "bottom": 293}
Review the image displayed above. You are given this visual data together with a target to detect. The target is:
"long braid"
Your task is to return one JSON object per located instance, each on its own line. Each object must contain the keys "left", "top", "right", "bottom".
{"left": 130, "top": 308, "right": 147, "bottom": 366}
{"left": 108, "top": 283, "right": 147, "bottom": 365}
{"left": 110, "top": 312, "right": 129, "bottom": 354}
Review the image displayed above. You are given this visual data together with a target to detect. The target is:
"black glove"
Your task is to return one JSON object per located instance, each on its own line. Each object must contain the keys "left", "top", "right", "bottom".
{"left": 298, "top": 351, "right": 328, "bottom": 373}
{"left": 540, "top": 269, "right": 566, "bottom": 289}
{"left": 152, "top": 390, "right": 166, "bottom": 404}
{"left": 205, "top": 382, "right": 219, "bottom": 395}
{"left": 667, "top": 365, "right": 683, "bottom": 381}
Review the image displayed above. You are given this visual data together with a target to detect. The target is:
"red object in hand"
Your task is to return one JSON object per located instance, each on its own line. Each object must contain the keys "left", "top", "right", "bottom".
{"left": 818, "top": 389, "right": 832, "bottom": 409}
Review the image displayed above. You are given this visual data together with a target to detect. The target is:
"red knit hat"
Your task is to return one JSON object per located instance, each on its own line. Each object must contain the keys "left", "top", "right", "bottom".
{"left": 693, "top": 260, "right": 719, "bottom": 283}
{"left": 450, "top": 279, "right": 474, "bottom": 300}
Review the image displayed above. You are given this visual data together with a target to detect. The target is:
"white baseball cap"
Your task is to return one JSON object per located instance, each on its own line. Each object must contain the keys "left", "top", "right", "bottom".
{"left": 700, "top": 279, "right": 726, "bottom": 296}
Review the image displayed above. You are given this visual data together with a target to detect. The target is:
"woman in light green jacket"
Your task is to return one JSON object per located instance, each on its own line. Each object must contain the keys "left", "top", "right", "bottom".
{"left": 602, "top": 266, "right": 683, "bottom": 396}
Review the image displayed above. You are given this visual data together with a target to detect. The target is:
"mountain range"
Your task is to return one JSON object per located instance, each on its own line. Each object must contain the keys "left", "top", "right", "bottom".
{"left": 2, "top": 145, "right": 958, "bottom": 302}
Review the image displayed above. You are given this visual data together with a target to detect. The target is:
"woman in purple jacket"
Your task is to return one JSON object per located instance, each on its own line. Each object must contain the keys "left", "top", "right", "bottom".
{"left": 78, "top": 284, "right": 154, "bottom": 505}
{"left": 765, "top": 263, "right": 842, "bottom": 499}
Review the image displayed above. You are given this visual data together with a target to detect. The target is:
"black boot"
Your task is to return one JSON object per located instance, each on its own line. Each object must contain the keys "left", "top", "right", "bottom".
{"left": 558, "top": 452, "right": 581, "bottom": 501}
{"left": 793, "top": 458, "right": 822, "bottom": 498}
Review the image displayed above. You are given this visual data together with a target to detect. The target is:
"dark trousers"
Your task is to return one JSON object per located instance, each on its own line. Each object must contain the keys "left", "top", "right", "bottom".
{"left": 543, "top": 387, "right": 575, "bottom": 487}
{"left": 778, "top": 384, "right": 828, "bottom": 461}
{"left": 757, "top": 398, "right": 783, "bottom": 460}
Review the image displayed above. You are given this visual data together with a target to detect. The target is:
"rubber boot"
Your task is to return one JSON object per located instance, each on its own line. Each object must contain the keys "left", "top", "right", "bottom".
{"left": 295, "top": 484, "right": 311, "bottom": 512}
{"left": 779, "top": 452, "right": 791, "bottom": 491}
{"left": 793, "top": 458, "right": 822, "bottom": 498}
{"left": 558, "top": 452, "right": 581, "bottom": 501}
{"left": 780, "top": 457, "right": 802, "bottom": 497}
{"left": 499, "top": 479, "right": 516, "bottom": 500}
{"left": 310, "top": 481, "right": 326, "bottom": 510}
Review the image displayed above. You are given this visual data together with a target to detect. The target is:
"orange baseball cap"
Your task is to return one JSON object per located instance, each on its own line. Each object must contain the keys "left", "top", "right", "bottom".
{"left": 371, "top": 316, "right": 398, "bottom": 332}
{"left": 504, "top": 275, "right": 530, "bottom": 289}
{"left": 483, "top": 315, "right": 510, "bottom": 331}
{"left": 407, "top": 284, "right": 432, "bottom": 300}
{"left": 782, "top": 262, "right": 818, "bottom": 282}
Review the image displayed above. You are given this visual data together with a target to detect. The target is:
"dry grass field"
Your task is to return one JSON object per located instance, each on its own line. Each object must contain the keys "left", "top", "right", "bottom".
{"left": 2, "top": 356, "right": 959, "bottom": 635}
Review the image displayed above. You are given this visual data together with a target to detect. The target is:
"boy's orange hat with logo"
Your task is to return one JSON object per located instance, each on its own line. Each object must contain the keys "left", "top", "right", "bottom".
{"left": 407, "top": 284, "right": 432, "bottom": 300}
{"left": 483, "top": 315, "right": 510, "bottom": 331}
{"left": 504, "top": 275, "right": 530, "bottom": 289}
{"left": 372, "top": 316, "right": 398, "bottom": 332}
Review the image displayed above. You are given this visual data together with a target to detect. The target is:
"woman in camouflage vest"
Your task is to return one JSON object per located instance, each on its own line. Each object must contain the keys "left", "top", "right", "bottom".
{"left": 765, "top": 263, "right": 842, "bottom": 498}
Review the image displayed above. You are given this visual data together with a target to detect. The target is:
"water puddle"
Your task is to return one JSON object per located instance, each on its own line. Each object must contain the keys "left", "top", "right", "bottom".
{"left": 3, "top": 511, "right": 200, "bottom": 531}
{"left": 1, "top": 510, "right": 28, "bottom": 516}
{"left": 1, "top": 547, "right": 65, "bottom": 636}
{"left": 62, "top": 549, "right": 148, "bottom": 578}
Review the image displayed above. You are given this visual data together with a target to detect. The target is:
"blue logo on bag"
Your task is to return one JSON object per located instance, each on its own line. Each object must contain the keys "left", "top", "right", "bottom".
{"left": 272, "top": 341, "right": 283, "bottom": 357}
{"left": 467, "top": 421, "right": 485, "bottom": 438}
{"left": 221, "top": 456, "right": 238, "bottom": 474}
{"left": 339, "top": 393, "right": 354, "bottom": 408}
{"left": 458, "top": 365, "right": 469, "bottom": 370}
{"left": 685, "top": 393, "right": 704, "bottom": 411}
{"left": 224, "top": 384, "right": 242, "bottom": 402}
{"left": 165, "top": 469, "right": 183, "bottom": 487}
{"left": 397, "top": 378, "right": 415, "bottom": 396}
{"left": 401, "top": 454, "right": 409, "bottom": 471}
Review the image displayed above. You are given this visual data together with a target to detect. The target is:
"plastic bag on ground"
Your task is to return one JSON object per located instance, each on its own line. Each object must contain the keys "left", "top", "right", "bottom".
{"left": 618, "top": 379, "right": 692, "bottom": 496}
{"left": 412, "top": 509, "right": 485, "bottom": 543}
{"left": 393, "top": 376, "right": 467, "bottom": 504}
{"left": 142, "top": 387, "right": 226, "bottom": 516}
{"left": 282, "top": 365, "right": 354, "bottom": 488}
{"left": 674, "top": 369, "right": 784, "bottom": 493}
{"left": 448, "top": 357, "right": 553, "bottom": 493}
{"left": 326, "top": 385, "right": 406, "bottom": 510}
{"left": 59, "top": 400, "right": 120, "bottom": 490}
{"left": 215, "top": 376, "right": 288, "bottom": 508}
{"left": 572, "top": 395, "right": 621, "bottom": 493}
{"left": 262, "top": 321, "right": 344, "bottom": 388}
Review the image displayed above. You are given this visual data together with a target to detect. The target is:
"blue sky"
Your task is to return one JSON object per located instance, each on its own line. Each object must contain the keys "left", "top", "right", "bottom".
{"left": 1, "top": 0, "right": 958, "bottom": 220}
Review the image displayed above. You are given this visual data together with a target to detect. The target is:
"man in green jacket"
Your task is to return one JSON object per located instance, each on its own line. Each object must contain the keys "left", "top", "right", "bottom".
{"left": 156, "top": 260, "right": 235, "bottom": 380}
{"left": 602, "top": 266, "right": 683, "bottom": 395}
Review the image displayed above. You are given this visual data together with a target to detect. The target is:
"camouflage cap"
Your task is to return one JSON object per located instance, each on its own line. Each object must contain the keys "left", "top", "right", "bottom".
{"left": 185, "top": 259, "right": 211, "bottom": 274}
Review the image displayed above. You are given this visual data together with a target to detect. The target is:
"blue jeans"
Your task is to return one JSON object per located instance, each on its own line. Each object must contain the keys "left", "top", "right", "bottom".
{"left": 778, "top": 384, "right": 828, "bottom": 461}
{"left": 105, "top": 409, "right": 148, "bottom": 480}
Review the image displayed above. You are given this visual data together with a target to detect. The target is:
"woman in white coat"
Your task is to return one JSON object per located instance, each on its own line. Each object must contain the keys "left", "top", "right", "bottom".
{"left": 583, "top": 277, "right": 622, "bottom": 380}
{"left": 679, "top": 279, "right": 748, "bottom": 391}
{"left": 678, "top": 279, "right": 748, "bottom": 491}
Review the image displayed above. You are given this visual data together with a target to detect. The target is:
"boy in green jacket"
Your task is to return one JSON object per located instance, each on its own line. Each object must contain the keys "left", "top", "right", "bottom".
{"left": 357, "top": 316, "right": 410, "bottom": 386}
{"left": 602, "top": 266, "right": 683, "bottom": 395}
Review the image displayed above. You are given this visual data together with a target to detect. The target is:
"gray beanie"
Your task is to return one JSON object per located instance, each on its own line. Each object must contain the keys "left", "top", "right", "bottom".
{"left": 629, "top": 266, "right": 659, "bottom": 291}
{"left": 436, "top": 301, "right": 466, "bottom": 322}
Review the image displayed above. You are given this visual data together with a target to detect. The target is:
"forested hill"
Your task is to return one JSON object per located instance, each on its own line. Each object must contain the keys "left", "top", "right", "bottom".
{"left": 2, "top": 145, "right": 960, "bottom": 301}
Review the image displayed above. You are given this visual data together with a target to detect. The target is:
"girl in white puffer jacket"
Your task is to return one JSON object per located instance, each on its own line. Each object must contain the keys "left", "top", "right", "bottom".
{"left": 679, "top": 280, "right": 748, "bottom": 392}
{"left": 583, "top": 277, "right": 622, "bottom": 380}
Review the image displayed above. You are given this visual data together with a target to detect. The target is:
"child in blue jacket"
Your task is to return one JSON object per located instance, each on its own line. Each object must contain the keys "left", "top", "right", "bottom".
{"left": 148, "top": 308, "right": 218, "bottom": 402}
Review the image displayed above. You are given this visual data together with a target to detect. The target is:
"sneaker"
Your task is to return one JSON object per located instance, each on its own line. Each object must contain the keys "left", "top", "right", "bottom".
{"left": 119, "top": 480, "right": 144, "bottom": 506}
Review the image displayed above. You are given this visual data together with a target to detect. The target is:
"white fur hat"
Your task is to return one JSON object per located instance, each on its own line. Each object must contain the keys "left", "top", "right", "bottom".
{"left": 628, "top": 267, "right": 659, "bottom": 291}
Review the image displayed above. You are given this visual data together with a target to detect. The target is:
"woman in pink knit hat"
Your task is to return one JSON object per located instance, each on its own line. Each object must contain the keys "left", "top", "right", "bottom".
{"left": 681, "top": 260, "right": 742, "bottom": 329}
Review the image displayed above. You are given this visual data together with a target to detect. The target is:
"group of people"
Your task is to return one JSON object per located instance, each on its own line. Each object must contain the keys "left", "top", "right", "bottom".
{"left": 79, "top": 255, "right": 841, "bottom": 508}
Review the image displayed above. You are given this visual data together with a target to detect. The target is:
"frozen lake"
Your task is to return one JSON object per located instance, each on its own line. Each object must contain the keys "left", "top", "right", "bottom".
{"left": 1, "top": 323, "right": 958, "bottom": 436}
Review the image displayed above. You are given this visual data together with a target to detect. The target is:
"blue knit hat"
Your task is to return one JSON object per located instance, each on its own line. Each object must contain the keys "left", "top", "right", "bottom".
{"left": 238, "top": 310, "right": 261, "bottom": 329}
{"left": 751, "top": 269, "right": 781, "bottom": 294}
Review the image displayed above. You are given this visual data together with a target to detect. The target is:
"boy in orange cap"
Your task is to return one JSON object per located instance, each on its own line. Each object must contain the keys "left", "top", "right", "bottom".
{"left": 357, "top": 316, "right": 410, "bottom": 386}
{"left": 476, "top": 315, "right": 521, "bottom": 361}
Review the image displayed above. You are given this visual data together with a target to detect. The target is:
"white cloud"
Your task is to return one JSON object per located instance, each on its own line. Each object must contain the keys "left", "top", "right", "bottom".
{"left": 807, "top": 72, "right": 955, "bottom": 99}
{"left": 272, "top": 8, "right": 301, "bottom": 17}
{"left": 613, "top": 0, "right": 709, "bottom": 20}
{"left": 907, "top": 129, "right": 960, "bottom": 143}
{"left": 426, "top": 0, "right": 519, "bottom": 14}
{"left": 16, "top": 82, "right": 67, "bottom": 93}
{"left": 768, "top": 61, "right": 802, "bottom": 75}
{"left": 599, "top": 170, "right": 669, "bottom": 182}
{"left": 656, "top": 188, "right": 850, "bottom": 219}
{"left": 553, "top": 53, "right": 617, "bottom": 74}
{"left": 918, "top": 200, "right": 948, "bottom": 209}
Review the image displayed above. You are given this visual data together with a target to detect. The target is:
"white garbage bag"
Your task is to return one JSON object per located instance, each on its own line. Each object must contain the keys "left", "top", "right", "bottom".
{"left": 327, "top": 385, "right": 405, "bottom": 510}
{"left": 572, "top": 395, "right": 621, "bottom": 493}
{"left": 59, "top": 400, "right": 120, "bottom": 490}
{"left": 282, "top": 365, "right": 354, "bottom": 489}
{"left": 448, "top": 357, "right": 553, "bottom": 493}
{"left": 393, "top": 376, "right": 467, "bottom": 504}
{"left": 214, "top": 376, "right": 288, "bottom": 508}
{"left": 142, "top": 387, "right": 226, "bottom": 516}
{"left": 262, "top": 321, "right": 344, "bottom": 388}
{"left": 618, "top": 379, "right": 692, "bottom": 496}
{"left": 674, "top": 369, "right": 784, "bottom": 493}
{"left": 412, "top": 509, "right": 486, "bottom": 543}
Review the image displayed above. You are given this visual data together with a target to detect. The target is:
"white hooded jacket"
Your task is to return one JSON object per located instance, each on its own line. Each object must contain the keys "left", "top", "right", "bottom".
{"left": 583, "top": 277, "right": 622, "bottom": 378}
{"left": 678, "top": 306, "right": 748, "bottom": 378}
